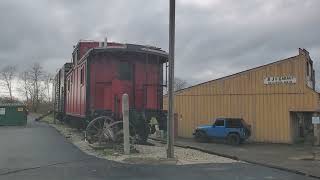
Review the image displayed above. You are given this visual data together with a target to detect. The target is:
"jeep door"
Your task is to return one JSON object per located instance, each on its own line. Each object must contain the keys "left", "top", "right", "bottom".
{"left": 207, "top": 119, "right": 226, "bottom": 138}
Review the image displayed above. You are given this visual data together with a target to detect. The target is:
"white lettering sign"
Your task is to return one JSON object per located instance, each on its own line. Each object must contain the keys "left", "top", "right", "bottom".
{"left": 312, "top": 117, "right": 320, "bottom": 124}
{"left": 0, "top": 108, "right": 5, "bottom": 115}
{"left": 264, "top": 76, "right": 296, "bottom": 85}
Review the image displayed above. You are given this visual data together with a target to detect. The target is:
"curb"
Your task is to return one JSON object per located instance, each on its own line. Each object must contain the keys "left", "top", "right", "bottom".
{"left": 149, "top": 137, "right": 320, "bottom": 179}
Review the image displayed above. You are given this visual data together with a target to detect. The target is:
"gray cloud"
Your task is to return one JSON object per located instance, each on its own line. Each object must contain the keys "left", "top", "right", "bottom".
{"left": 0, "top": 0, "right": 319, "bottom": 86}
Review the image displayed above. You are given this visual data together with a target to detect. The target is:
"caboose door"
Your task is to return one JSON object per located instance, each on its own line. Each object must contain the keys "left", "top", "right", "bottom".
{"left": 103, "top": 85, "right": 112, "bottom": 110}
{"left": 94, "top": 83, "right": 112, "bottom": 110}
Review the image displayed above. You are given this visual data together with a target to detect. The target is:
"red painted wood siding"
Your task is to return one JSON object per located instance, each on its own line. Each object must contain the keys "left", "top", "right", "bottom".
{"left": 65, "top": 45, "right": 163, "bottom": 120}
{"left": 65, "top": 61, "right": 87, "bottom": 118}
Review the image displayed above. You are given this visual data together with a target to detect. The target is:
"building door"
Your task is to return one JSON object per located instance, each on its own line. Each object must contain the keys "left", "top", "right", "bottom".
{"left": 291, "top": 112, "right": 314, "bottom": 144}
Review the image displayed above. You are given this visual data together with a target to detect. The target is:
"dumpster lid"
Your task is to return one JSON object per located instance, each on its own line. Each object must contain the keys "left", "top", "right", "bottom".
{"left": 0, "top": 103, "right": 26, "bottom": 107}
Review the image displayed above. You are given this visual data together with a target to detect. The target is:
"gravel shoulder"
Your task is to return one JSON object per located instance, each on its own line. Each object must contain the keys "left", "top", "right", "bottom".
{"left": 40, "top": 115, "right": 239, "bottom": 165}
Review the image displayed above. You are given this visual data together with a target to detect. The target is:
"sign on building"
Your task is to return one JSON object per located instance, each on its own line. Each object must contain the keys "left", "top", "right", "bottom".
{"left": 312, "top": 117, "right": 320, "bottom": 124}
{"left": 0, "top": 108, "right": 5, "bottom": 115}
{"left": 264, "top": 76, "right": 296, "bottom": 85}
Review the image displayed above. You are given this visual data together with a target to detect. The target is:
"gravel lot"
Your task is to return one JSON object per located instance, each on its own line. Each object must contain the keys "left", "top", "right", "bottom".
{"left": 41, "top": 116, "right": 238, "bottom": 165}
{"left": 129, "top": 140, "right": 238, "bottom": 165}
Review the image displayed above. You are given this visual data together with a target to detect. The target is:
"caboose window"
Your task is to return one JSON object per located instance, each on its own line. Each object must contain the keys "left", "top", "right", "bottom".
{"left": 118, "top": 62, "right": 132, "bottom": 80}
{"left": 67, "top": 79, "right": 70, "bottom": 91}
{"left": 80, "top": 67, "right": 84, "bottom": 85}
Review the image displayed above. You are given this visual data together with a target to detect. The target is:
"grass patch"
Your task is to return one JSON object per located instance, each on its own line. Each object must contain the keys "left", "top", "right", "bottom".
{"left": 41, "top": 114, "right": 55, "bottom": 124}
{"left": 103, "top": 149, "right": 116, "bottom": 156}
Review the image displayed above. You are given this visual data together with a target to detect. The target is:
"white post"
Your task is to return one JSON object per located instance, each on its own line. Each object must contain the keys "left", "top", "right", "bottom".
{"left": 315, "top": 124, "right": 320, "bottom": 146}
{"left": 313, "top": 113, "right": 320, "bottom": 146}
{"left": 122, "top": 94, "right": 130, "bottom": 154}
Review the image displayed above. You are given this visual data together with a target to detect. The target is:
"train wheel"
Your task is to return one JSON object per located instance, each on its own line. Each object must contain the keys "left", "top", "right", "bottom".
{"left": 103, "top": 122, "right": 137, "bottom": 144}
{"left": 100, "top": 121, "right": 122, "bottom": 142}
{"left": 85, "top": 116, "right": 114, "bottom": 144}
{"left": 102, "top": 120, "right": 138, "bottom": 144}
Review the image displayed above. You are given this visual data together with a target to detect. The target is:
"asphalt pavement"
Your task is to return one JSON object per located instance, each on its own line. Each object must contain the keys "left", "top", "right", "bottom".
{"left": 0, "top": 116, "right": 317, "bottom": 180}
{"left": 171, "top": 137, "right": 320, "bottom": 178}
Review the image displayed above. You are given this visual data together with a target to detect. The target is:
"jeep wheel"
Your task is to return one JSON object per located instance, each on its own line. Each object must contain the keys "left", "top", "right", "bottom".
{"left": 227, "top": 134, "right": 240, "bottom": 145}
{"left": 194, "top": 131, "right": 208, "bottom": 143}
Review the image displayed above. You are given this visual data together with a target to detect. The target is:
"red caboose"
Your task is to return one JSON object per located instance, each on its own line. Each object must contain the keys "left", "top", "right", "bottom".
{"left": 54, "top": 39, "right": 168, "bottom": 141}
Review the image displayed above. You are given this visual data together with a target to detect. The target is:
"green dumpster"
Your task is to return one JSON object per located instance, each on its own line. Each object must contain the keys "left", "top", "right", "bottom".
{"left": 0, "top": 103, "right": 27, "bottom": 126}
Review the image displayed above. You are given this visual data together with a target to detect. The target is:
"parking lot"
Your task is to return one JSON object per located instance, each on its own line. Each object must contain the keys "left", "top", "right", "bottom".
{"left": 0, "top": 116, "right": 317, "bottom": 180}
{"left": 171, "top": 137, "right": 320, "bottom": 178}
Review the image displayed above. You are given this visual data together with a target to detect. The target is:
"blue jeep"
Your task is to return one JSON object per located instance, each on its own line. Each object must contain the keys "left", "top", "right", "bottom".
{"left": 193, "top": 118, "right": 251, "bottom": 145}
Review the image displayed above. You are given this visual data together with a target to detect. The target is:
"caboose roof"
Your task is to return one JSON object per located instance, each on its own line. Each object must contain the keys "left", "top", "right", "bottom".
{"left": 78, "top": 43, "right": 168, "bottom": 64}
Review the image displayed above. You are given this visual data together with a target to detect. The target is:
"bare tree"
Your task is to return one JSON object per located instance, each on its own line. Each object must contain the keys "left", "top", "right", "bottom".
{"left": 164, "top": 77, "right": 189, "bottom": 94}
{"left": 174, "top": 77, "right": 188, "bottom": 91}
{"left": 43, "top": 73, "right": 53, "bottom": 102}
{"left": 0, "top": 65, "right": 17, "bottom": 101}
{"left": 27, "top": 63, "right": 44, "bottom": 112}
{"left": 17, "top": 71, "right": 31, "bottom": 102}
{"left": 17, "top": 64, "right": 53, "bottom": 113}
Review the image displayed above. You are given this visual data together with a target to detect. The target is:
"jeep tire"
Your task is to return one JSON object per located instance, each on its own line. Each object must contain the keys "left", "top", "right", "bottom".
{"left": 227, "top": 133, "right": 240, "bottom": 145}
{"left": 195, "top": 131, "right": 208, "bottom": 143}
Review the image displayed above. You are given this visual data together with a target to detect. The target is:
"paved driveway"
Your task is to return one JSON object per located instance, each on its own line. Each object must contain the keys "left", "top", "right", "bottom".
{"left": 0, "top": 117, "right": 92, "bottom": 174}
{"left": 172, "top": 137, "right": 320, "bottom": 178}
{"left": 0, "top": 116, "right": 317, "bottom": 180}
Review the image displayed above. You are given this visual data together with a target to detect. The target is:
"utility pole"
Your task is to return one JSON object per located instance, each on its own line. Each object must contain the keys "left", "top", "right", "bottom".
{"left": 52, "top": 78, "right": 56, "bottom": 124}
{"left": 167, "top": 0, "right": 175, "bottom": 158}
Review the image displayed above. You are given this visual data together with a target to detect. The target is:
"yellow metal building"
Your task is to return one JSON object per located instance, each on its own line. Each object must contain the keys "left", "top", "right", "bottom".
{"left": 164, "top": 49, "right": 319, "bottom": 143}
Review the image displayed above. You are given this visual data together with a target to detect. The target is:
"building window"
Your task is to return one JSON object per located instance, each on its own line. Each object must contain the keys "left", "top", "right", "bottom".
{"left": 67, "top": 79, "right": 70, "bottom": 91}
{"left": 118, "top": 61, "right": 132, "bottom": 80}
{"left": 80, "top": 67, "right": 84, "bottom": 85}
{"left": 215, "top": 119, "right": 224, "bottom": 126}
{"left": 306, "top": 62, "right": 309, "bottom": 76}
{"left": 76, "top": 49, "right": 79, "bottom": 61}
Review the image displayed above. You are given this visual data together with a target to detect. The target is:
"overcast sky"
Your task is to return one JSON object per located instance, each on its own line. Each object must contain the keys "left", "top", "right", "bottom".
{"left": 0, "top": 0, "right": 320, "bottom": 86}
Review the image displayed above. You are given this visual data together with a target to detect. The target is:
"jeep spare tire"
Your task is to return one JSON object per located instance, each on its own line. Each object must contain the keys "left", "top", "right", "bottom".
{"left": 227, "top": 134, "right": 240, "bottom": 145}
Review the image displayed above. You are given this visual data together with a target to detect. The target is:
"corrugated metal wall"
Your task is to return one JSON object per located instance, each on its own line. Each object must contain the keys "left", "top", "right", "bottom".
{"left": 164, "top": 51, "right": 319, "bottom": 143}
